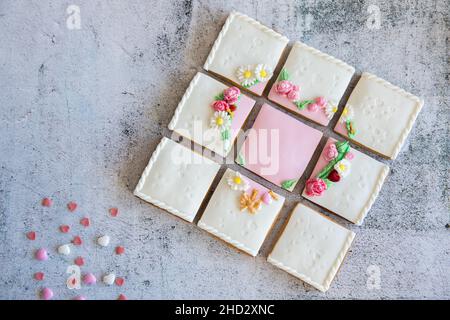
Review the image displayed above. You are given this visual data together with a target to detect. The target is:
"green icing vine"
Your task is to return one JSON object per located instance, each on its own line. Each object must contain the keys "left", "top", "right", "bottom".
{"left": 294, "top": 99, "right": 314, "bottom": 110}
{"left": 281, "top": 179, "right": 297, "bottom": 191}
{"left": 236, "top": 153, "right": 246, "bottom": 166}
{"left": 346, "top": 119, "right": 356, "bottom": 138}
{"left": 317, "top": 141, "right": 350, "bottom": 180}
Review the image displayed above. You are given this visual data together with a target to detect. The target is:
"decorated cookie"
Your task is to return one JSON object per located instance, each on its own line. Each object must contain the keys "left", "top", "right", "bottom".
{"left": 134, "top": 137, "right": 220, "bottom": 222}
{"left": 236, "top": 103, "right": 322, "bottom": 191}
{"left": 197, "top": 168, "right": 285, "bottom": 256}
{"left": 302, "top": 138, "right": 389, "bottom": 225}
{"left": 334, "top": 72, "right": 424, "bottom": 159}
{"left": 168, "top": 73, "right": 255, "bottom": 157}
{"left": 268, "top": 203, "right": 355, "bottom": 292}
{"left": 203, "top": 11, "right": 289, "bottom": 96}
{"left": 268, "top": 42, "right": 355, "bottom": 126}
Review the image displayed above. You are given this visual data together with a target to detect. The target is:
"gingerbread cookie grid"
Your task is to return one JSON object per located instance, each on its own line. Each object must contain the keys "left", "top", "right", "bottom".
{"left": 134, "top": 11, "right": 423, "bottom": 292}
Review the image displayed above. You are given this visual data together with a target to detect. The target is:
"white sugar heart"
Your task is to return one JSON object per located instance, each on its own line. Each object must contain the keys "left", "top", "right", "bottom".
{"left": 97, "top": 235, "right": 110, "bottom": 247}
{"left": 58, "top": 244, "right": 71, "bottom": 255}
{"left": 103, "top": 273, "right": 115, "bottom": 285}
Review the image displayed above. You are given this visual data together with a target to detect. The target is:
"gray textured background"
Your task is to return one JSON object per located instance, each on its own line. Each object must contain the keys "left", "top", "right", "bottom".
{"left": 0, "top": 0, "right": 449, "bottom": 300}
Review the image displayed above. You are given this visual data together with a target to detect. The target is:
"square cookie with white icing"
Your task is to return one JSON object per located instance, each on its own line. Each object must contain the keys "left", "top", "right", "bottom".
{"left": 169, "top": 72, "right": 256, "bottom": 157}
{"left": 268, "top": 41, "right": 355, "bottom": 126}
{"left": 302, "top": 138, "right": 389, "bottom": 225}
{"left": 268, "top": 203, "right": 355, "bottom": 292}
{"left": 198, "top": 168, "right": 285, "bottom": 256}
{"left": 334, "top": 72, "right": 424, "bottom": 159}
{"left": 236, "top": 103, "right": 322, "bottom": 191}
{"left": 203, "top": 11, "right": 289, "bottom": 96}
{"left": 134, "top": 137, "right": 220, "bottom": 223}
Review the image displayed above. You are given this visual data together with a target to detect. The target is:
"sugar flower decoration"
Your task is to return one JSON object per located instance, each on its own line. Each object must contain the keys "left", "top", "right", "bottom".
{"left": 325, "top": 103, "right": 338, "bottom": 120}
{"left": 227, "top": 172, "right": 249, "bottom": 191}
{"left": 210, "top": 111, "right": 231, "bottom": 131}
{"left": 254, "top": 64, "right": 272, "bottom": 82}
{"left": 340, "top": 105, "right": 354, "bottom": 123}
{"left": 236, "top": 65, "right": 256, "bottom": 87}
{"left": 334, "top": 159, "right": 351, "bottom": 178}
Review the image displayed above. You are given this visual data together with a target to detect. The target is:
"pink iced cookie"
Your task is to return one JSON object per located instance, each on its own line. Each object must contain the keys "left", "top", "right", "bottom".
{"left": 236, "top": 103, "right": 322, "bottom": 191}
{"left": 35, "top": 248, "right": 48, "bottom": 261}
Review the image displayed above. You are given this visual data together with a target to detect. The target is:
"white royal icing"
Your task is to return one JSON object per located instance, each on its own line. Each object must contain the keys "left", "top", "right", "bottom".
{"left": 134, "top": 137, "right": 220, "bottom": 222}
{"left": 198, "top": 168, "right": 285, "bottom": 256}
{"left": 268, "top": 203, "right": 355, "bottom": 292}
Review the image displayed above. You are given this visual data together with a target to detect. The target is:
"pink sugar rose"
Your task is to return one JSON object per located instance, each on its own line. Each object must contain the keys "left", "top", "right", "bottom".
{"left": 275, "top": 80, "right": 293, "bottom": 95}
{"left": 345, "top": 152, "right": 354, "bottom": 160}
{"left": 287, "top": 85, "right": 300, "bottom": 101}
{"left": 315, "top": 96, "right": 327, "bottom": 107}
{"left": 212, "top": 100, "right": 229, "bottom": 112}
{"left": 323, "top": 143, "right": 338, "bottom": 161}
{"left": 305, "top": 178, "right": 327, "bottom": 197}
{"left": 223, "top": 86, "right": 241, "bottom": 104}
{"left": 308, "top": 103, "right": 319, "bottom": 112}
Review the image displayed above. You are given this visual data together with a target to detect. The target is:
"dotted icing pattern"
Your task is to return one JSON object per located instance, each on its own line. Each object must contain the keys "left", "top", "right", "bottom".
{"left": 168, "top": 73, "right": 202, "bottom": 131}
{"left": 268, "top": 227, "right": 355, "bottom": 292}
{"left": 133, "top": 137, "right": 195, "bottom": 222}
{"left": 197, "top": 221, "right": 258, "bottom": 256}
{"left": 359, "top": 72, "right": 424, "bottom": 160}
{"left": 293, "top": 41, "right": 355, "bottom": 74}
{"left": 203, "top": 11, "right": 289, "bottom": 70}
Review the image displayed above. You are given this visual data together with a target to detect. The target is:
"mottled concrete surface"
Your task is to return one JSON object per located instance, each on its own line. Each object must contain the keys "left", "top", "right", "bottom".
{"left": 0, "top": 0, "right": 449, "bottom": 300}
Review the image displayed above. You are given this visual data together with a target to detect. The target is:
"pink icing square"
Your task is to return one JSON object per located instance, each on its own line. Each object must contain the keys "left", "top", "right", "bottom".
{"left": 237, "top": 104, "right": 323, "bottom": 191}
{"left": 268, "top": 86, "right": 330, "bottom": 126}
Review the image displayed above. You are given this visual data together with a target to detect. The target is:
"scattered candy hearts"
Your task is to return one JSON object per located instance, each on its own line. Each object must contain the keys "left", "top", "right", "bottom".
{"left": 42, "top": 197, "right": 53, "bottom": 207}
{"left": 73, "top": 295, "right": 86, "bottom": 300}
{"left": 115, "top": 277, "right": 124, "bottom": 287}
{"left": 103, "top": 273, "right": 115, "bottom": 285}
{"left": 41, "top": 287, "right": 53, "bottom": 300}
{"left": 26, "top": 231, "right": 36, "bottom": 240}
{"left": 67, "top": 201, "right": 77, "bottom": 212}
{"left": 35, "top": 248, "right": 48, "bottom": 261}
{"left": 80, "top": 217, "right": 90, "bottom": 227}
{"left": 117, "top": 294, "right": 127, "bottom": 300}
{"left": 83, "top": 273, "right": 96, "bottom": 285}
{"left": 72, "top": 236, "right": 82, "bottom": 246}
{"left": 34, "top": 272, "right": 44, "bottom": 281}
{"left": 97, "top": 235, "right": 110, "bottom": 247}
{"left": 60, "top": 225, "right": 70, "bottom": 233}
{"left": 74, "top": 256, "right": 85, "bottom": 266}
{"left": 115, "top": 246, "right": 125, "bottom": 255}
{"left": 109, "top": 207, "right": 118, "bottom": 217}
{"left": 58, "top": 244, "right": 71, "bottom": 255}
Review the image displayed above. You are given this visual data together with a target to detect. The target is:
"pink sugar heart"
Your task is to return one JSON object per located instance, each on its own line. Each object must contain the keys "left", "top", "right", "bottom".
{"left": 41, "top": 287, "right": 53, "bottom": 300}
{"left": 72, "top": 236, "right": 82, "bottom": 246}
{"left": 117, "top": 294, "right": 127, "bottom": 300}
{"left": 115, "top": 246, "right": 125, "bottom": 255}
{"left": 59, "top": 225, "right": 70, "bottom": 233}
{"left": 73, "top": 295, "right": 86, "bottom": 300}
{"left": 74, "top": 256, "right": 84, "bottom": 266}
{"left": 109, "top": 207, "right": 118, "bottom": 217}
{"left": 115, "top": 277, "right": 124, "bottom": 286}
{"left": 67, "top": 201, "right": 77, "bottom": 212}
{"left": 26, "top": 231, "right": 36, "bottom": 240}
{"left": 80, "top": 217, "right": 90, "bottom": 227}
{"left": 35, "top": 248, "right": 48, "bottom": 261}
{"left": 41, "top": 197, "right": 53, "bottom": 207}
{"left": 34, "top": 272, "right": 44, "bottom": 281}
{"left": 83, "top": 273, "right": 96, "bottom": 285}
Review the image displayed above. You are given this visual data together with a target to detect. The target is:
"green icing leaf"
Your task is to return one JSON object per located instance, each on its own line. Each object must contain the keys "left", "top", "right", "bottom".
{"left": 236, "top": 153, "right": 246, "bottom": 166}
{"left": 346, "top": 119, "right": 356, "bottom": 138}
{"left": 221, "top": 129, "right": 230, "bottom": 141}
{"left": 281, "top": 179, "right": 297, "bottom": 191}
{"left": 335, "top": 140, "right": 350, "bottom": 154}
{"left": 214, "top": 92, "right": 224, "bottom": 101}
{"left": 279, "top": 68, "right": 289, "bottom": 81}
{"left": 242, "top": 79, "right": 259, "bottom": 88}
{"left": 294, "top": 99, "right": 314, "bottom": 110}
{"left": 323, "top": 178, "right": 332, "bottom": 188}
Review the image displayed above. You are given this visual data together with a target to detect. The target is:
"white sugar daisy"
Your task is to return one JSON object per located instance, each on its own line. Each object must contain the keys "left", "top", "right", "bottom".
{"left": 236, "top": 65, "right": 256, "bottom": 87}
{"left": 334, "top": 159, "right": 351, "bottom": 178}
{"left": 325, "top": 103, "right": 338, "bottom": 120}
{"left": 254, "top": 64, "right": 273, "bottom": 82}
{"left": 227, "top": 172, "right": 249, "bottom": 191}
{"left": 210, "top": 111, "right": 231, "bottom": 131}
{"left": 340, "top": 105, "right": 354, "bottom": 123}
